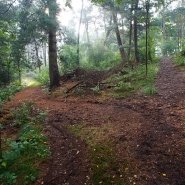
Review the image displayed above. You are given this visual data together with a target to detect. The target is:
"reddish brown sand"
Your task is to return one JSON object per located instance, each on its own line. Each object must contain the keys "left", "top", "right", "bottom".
{"left": 2, "top": 57, "right": 185, "bottom": 185}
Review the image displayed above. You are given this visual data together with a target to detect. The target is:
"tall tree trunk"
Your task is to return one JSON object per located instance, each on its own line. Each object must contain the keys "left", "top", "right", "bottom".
{"left": 162, "top": 0, "right": 167, "bottom": 55}
{"left": 104, "top": 15, "right": 112, "bottom": 45}
{"left": 128, "top": 3, "right": 133, "bottom": 61}
{"left": 77, "top": 0, "right": 84, "bottom": 66}
{"left": 181, "top": 0, "right": 185, "bottom": 49}
{"left": 85, "top": 22, "right": 90, "bottom": 46}
{"left": 17, "top": 59, "right": 21, "bottom": 85}
{"left": 48, "top": 0, "right": 60, "bottom": 88}
{"left": 112, "top": 11, "right": 126, "bottom": 63}
{"left": 134, "top": 0, "right": 139, "bottom": 64}
{"left": 43, "top": 42, "right": 47, "bottom": 66}
{"left": 146, "top": 1, "right": 149, "bottom": 76}
{"left": 34, "top": 39, "right": 41, "bottom": 73}
{"left": 162, "top": 6, "right": 166, "bottom": 41}
{"left": 49, "top": 31, "right": 60, "bottom": 88}
{"left": 177, "top": 11, "right": 180, "bottom": 51}
{"left": 84, "top": 12, "right": 90, "bottom": 45}
{"left": 94, "top": 22, "right": 99, "bottom": 37}
{"left": 7, "top": 60, "right": 11, "bottom": 85}
{"left": 121, "top": 14, "right": 125, "bottom": 43}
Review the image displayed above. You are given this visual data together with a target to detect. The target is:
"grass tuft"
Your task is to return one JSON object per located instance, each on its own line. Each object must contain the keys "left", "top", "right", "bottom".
{"left": 69, "top": 123, "right": 127, "bottom": 185}
{"left": 103, "top": 62, "right": 159, "bottom": 98}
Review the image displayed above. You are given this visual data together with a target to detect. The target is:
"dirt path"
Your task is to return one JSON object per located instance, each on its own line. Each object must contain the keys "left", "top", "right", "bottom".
{"left": 123, "top": 57, "right": 185, "bottom": 185}
{"left": 2, "top": 57, "right": 185, "bottom": 185}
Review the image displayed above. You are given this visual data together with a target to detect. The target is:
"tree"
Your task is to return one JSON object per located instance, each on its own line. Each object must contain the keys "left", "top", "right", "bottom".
{"left": 112, "top": 11, "right": 126, "bottom": 62}
{"left": 92, "top": 0, "right": 127, "bottom": 63}
{"left": 77, "top": 0, "right": 84, "bottom": 66}
{"left": 47, "top": 0, "right": 60, "bottom": 88}
{"left": 0, "top": 1, "right": 17, "bottom": 85}
{"left": 133, "top": 0, "right": 139, "bottom": 64}
{"left": 8, "top": 0, "right": 60, "bottom": 88}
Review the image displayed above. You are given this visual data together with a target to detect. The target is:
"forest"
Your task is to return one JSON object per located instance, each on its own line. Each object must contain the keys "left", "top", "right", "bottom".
{"left": 1, "top": 0, "right": 185, "bottom": 185}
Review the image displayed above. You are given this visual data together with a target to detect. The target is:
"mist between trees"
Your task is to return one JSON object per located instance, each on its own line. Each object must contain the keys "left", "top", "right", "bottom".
{"left": 0, "top": 0, "right": 184, "bottom": 88}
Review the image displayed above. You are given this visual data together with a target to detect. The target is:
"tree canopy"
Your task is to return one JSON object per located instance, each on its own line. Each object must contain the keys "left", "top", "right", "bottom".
{"left": 0, "top": 0, "right": 183, "bottom": 86}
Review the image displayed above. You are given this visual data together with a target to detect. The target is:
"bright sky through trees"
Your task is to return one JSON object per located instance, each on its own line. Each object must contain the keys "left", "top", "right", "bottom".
{"left": 58, "top": 0, "right": 92, "bottom": 27}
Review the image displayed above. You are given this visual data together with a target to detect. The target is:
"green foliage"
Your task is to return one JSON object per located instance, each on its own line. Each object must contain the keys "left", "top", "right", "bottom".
{"left": 174, "top": 55, "right": 185, "bottom": 66}
{"left": 174, "top": 47, "right": 185, "bottom": 66}
{"left": 0, "top": 101, "right": 50, "bottom": 185}
{"left": 81, "top": 41, "right": 121, "bottom": 70}
{"left": 161, "top": 39, "right": 178, "bottom": 55}
{"left": 60, "top": 26, "right": 77, "bottom": 45}
{"left": 105, "top": 62, "right": 159, "bottom": 98}
{"left": 69, "top": 123, "right": 127, "bottom": 185}
{"left": 0, "top": 21, "right": 14, "bottom": 85}
{"left": 91, "top": 86, "right": 100, "bottom": 94}
{"left": 12, "top": 100, "right": 48, "bottom": 126}
{"left": 0, "top": 84, "right": 24, "bottom": 113}
{"left": 35, "top": 66, "right": 50, "bottom": 86}
{"left": 91, "top": 0, "right": 121, "bottom": 4}
{"left": 12, "top": 100, "right": 34, "bottom": 126}
{"left": 89, "top": 144, "right": 126, "bottom": 185}
{"left": 59, "top": 45, "right": 78, "bottom": 71}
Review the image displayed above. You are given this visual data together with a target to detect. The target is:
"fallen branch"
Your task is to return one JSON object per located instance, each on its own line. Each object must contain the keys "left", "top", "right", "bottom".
{"left": 99, "top": 82, "right": 118, "bottom": 88}
{"left": 66, "top": 81, "right": 83, "bottom": 94}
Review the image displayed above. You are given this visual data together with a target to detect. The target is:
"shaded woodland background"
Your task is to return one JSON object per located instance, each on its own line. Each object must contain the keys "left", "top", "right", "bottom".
{"left": 0, "top": 0, "right": 185, "bottom": 88}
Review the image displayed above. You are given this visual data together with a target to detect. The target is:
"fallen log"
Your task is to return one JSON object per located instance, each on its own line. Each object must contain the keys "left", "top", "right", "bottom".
{"left": 66, "top": 81, "right": 83, "bottom": 94}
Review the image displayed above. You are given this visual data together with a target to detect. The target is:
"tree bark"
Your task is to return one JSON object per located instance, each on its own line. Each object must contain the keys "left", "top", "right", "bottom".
{"left": 43, "top": 42, "right": 47, "bottom": 66}
{"left": 162, "top": 4, "right": 166, "bottom": 41}
{"left": 49, "top": 30, "right": 60, "bottom": 88}
{"left": 134, "top": 0, "right": 139, "bottom": 64}
{"left": 146, "top": 1, "right": 149, "bottom": 76}
{"left": 34, "top": 39, "right": 41, "bottom": 73}
{"left": 128, "top": 3, "right": 133, "bottom": 61}
{"left": 18, "top": 59, "right": 21, "bottom": 85}
{"left": 181, "top": 0, "right": 185, "bottom": 49}
{"left": 104, "top": 15, "right": 112, "bottom": 45}
{"left": 77, "top": 0, "right": 84, "bottom": 66}
{"left": 178, "top": 15, "right": 180, "bottom": 51}
{"left": 162, "top": 0, "right": 167, "bottom": 55}
{"left": 85, "top": 22, "right": 90, "bottom": 45}
{"left": 48, "top": 0, "right": 60, "bottom": 88}
{"left": 112, "top": 11, "right": 126, "bottom": 63}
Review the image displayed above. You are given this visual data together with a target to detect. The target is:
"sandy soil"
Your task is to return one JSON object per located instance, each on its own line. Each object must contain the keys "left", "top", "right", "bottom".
{"left": 2, "top": 57, "right": 185, "bottom": 185}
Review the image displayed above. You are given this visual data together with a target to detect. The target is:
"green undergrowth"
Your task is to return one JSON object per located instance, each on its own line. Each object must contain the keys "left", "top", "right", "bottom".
{"left": 0, "top": 84, "right": 24, "bottom": 113}
{"left": 174, "top": 55, "right": 185, "bottom": 66}
{"left": 0, "top": 101, "right": 50, "bottom": 185}
{"left": 69, "top": 123, "right": 126, "bottom": 185}
{"left": 104, "top": 62, "right": 159, "bottom": 98}
{"left": 35, "top": 67, "right": 50, "bottom": 86}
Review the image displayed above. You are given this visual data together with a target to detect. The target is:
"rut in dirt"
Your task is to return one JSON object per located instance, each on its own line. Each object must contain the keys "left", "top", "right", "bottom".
{"left": 130, "top": 57, "right": 185, "bottom": 185}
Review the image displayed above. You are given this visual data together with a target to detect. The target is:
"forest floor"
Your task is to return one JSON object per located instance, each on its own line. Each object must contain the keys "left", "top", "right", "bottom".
{"left": 2, "top": 57, "right": 185, "bottom": 185}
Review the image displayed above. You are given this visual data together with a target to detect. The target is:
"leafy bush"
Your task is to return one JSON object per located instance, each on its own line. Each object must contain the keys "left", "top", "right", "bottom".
{"left": 0, "top": 84, "right": 24, "bottom": 113}
{"left": 87, "top": 43, "right": 121, "bottom": 70}
{"left": 105, "top": 62, "right": 159, "bottom": 97}
{"left": 161, "top": 40, "right": 177, "bottom": 55}
{"left": 174, "top": 55, "right": 185, "bottom": 66}
{"left": 80, "top": 39, "right": 121, "bottom": 70}
{"left": 35, "top": 66, "right": 50, "bottom": 86}
{"left": 0, "top": 101, "right": 50, "bottom": 185}
{"left": 59, "top": 45, "right": 78, "bottom": 71}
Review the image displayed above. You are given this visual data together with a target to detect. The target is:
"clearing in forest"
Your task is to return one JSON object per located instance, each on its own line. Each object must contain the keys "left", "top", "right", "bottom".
{"left": 1, "top": 57, "right": 185, "bottom": 185}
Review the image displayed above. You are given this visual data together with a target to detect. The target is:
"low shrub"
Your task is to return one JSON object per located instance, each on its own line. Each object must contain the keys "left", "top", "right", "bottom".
{"left": 0, "top": 101, "right": 50, "bottom": 185}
